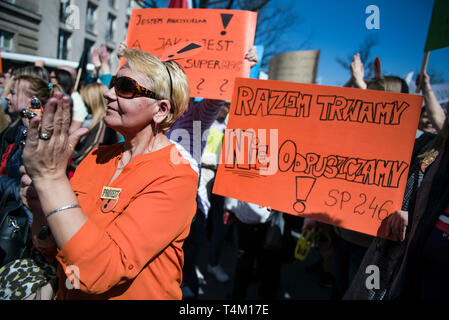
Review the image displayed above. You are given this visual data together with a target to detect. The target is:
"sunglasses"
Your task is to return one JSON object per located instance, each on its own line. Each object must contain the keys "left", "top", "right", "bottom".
{"left": 109, "top": 76, "right": 160, "bottom": 100}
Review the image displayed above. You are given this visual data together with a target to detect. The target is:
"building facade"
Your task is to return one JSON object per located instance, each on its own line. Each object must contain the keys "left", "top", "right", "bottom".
{"left": 0, "top": 0, "right": 141, "bottom": 70}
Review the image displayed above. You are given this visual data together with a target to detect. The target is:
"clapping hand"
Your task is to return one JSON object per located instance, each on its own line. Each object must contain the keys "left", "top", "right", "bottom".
{"left": 117, "top": 42, "right": 128, "bottom": 59}
{"left": 22, "top": 92, "right": 88, "bottom": 182}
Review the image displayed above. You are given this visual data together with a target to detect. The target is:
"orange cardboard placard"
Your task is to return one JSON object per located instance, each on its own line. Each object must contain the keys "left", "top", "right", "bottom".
{"left": 213, "top": 78, "right": 424, "bottom": 239}
{"left": 125, "top": 8, "right": 257, "bottom": 100}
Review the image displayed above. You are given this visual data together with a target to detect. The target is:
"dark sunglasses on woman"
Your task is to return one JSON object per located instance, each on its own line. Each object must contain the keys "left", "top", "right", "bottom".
{"left": 109, "top": 76, "right": 161, "bottom": 100}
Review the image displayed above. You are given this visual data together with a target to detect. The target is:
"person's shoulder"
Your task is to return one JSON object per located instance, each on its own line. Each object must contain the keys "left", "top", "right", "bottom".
{"left": 166, "top": 141, "right": 199, "bottom": 178}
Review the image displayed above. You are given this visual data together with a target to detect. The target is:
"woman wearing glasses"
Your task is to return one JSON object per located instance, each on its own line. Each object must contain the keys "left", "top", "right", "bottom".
{"left": 19, "top": 48, "right": 198, "bottom": 300}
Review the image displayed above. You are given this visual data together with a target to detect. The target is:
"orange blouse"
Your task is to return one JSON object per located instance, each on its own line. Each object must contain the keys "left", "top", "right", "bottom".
{"left": 54, "top": 143, "right": 198, "bottom": 300}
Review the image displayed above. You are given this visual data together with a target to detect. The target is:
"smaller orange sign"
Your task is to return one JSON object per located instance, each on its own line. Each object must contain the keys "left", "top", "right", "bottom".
{"left": 125, "top": 8, "right": 258, "bottom": 100}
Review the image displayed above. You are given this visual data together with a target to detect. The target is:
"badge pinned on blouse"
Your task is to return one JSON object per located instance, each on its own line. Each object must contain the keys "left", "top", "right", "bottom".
{"left": 100, "top": 187, "right": 121, "bottom": 213}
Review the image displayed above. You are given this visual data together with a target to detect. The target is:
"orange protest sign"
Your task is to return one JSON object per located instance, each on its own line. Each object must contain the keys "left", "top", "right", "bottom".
{"left": 125, "top": 9, "right": 257, "bottom": 100}
{"left": 213, "top": 78, "right": 424, "bottom": 239}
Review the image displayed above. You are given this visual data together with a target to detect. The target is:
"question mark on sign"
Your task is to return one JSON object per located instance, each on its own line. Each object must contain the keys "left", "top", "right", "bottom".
{"left": 196, "top": 78, "right": 205, "bottom": 94}
{"left": 219, "top": 79, "right": 229, "bottom": 95}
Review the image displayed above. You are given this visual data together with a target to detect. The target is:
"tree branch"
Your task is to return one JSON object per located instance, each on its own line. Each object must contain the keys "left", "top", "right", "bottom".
{"left": 249, "top": 0, "right": 270, "bottom": 11}
{"left": 226, "top": 0, "right": 235, "bottom": 9}
{"left": 134, "top": 0, "right": 158, "bottom": 8}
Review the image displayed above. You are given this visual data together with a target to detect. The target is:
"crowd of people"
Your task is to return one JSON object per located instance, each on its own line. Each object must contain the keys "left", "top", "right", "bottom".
{"left": 0, "top": 40, "right": 447, "bottom": 301}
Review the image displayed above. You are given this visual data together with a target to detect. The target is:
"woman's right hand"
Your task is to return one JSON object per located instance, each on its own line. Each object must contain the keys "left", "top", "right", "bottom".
{"left": 20, "top": 165, "right": 57, "bottom": 247}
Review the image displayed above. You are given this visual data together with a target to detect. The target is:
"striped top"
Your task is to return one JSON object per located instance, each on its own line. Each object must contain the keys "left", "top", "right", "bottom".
{"left": 437, "top": 206, "right": 449, "bottom": 234}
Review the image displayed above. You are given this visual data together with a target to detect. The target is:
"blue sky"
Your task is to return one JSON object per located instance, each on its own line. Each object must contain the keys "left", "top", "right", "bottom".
{"left": 154, "top": 0, "right": 448, "bottom": 86}
{"left": 273, "top": 0, "right": 449, "bottom": 86}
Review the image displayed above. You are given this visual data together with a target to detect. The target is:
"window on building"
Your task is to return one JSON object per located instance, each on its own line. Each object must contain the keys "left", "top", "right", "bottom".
{"left": 109, "top": 0, "right": 116, "bottom": 9}
{"left": 86, "top": 2, "right": 97, "bottom": 34}
{"left": 0, "top": 30, "right": 13, "bottom": 51}
{"left": 59, "top": 0, "right": 71, "bottom": 23}
{"left": 126, "top": 0, "right": 133, "bottom": 15}
{"left": 84, "top": 39, "right": 95, "bottom": 64}
{"left": 57, "top": 29, "right": 71, "bottom": 60}
{"left": 106, "top": 14, "right": 116, "bottom": 42}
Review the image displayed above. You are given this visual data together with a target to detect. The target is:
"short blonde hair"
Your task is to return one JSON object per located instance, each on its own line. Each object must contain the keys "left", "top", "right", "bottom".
{"left": 122, "top": 48, "right": 190, "bottom": 132}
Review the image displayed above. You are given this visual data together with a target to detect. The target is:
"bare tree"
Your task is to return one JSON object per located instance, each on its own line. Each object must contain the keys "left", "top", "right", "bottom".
{"left": 133, "top": 0, "right": 305, "bottom": 71}
{"left": 336, "top": 35, "right": 379, "bottom": 80}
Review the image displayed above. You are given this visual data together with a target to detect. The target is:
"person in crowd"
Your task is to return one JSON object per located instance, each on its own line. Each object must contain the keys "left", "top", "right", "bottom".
{"left": 390, "top": 105, "right": 449, "bottom": 300}
{"left": 0, "top": 68, "right": 62, "bottom": 267}
{"left": 1, "top": 67, "right": 51, "bottom": 123}
{"left": 342, "top": 64, "right": 447, "bottom": 299}
{"left": 168, "top": 97, "right": 225, "bottom": 299}
{"left": 305, "top": 53, "right": 418, "bottom": 299}
{"left": 417, "top": 107, "right": 438, "bottom": 137}
{"left": 301, "top": 219, "right": 336, "bottom": 291}
{"left": 15, "top": 66, "right": 50, "bottom": 84}
{"left": 224, "top": 199, "right": 285, "bottom": 300}
{"left": 0, "top": 73, "right": 5, "bottom": 91}
{"left": 67, "top": 82, "right": 119, "bottom": 176}
{"left": 50, "top": 69, "right": 74, "bottom": 96}
{"left": 56, "top": 65, "right": 89, "bottom": 134}
{"left": 19, "top": 47, "right": 198, "bottom": 300}
{"left": 201, "top": 102, "right": 231, "bottom": 283}
{"left": 1, "top": 69, "right": 14, "bottom": 116}
{"left": 0, "top": 72, "right": 12, "bottom": 131}
{"left": 167, "top": 47, "right": 259, "bottom": 299}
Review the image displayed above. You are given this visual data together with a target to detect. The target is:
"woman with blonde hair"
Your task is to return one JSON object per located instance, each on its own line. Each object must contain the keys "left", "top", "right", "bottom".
{"left": 0, "top": 71, "right": 62, "bottom": 266}
{"left": 19, "top": 48, "right": 198, "bottom": 300}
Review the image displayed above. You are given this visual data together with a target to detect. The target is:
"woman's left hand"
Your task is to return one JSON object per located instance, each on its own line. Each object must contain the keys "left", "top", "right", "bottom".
{"left": 22, "top": 92, "right": 88, "bottom": 182}
{"left": 350, "top": 53, "right": 367, "bottom": 89}
{"left": 386, "top": 210, "right": 408, "bottom": 242}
